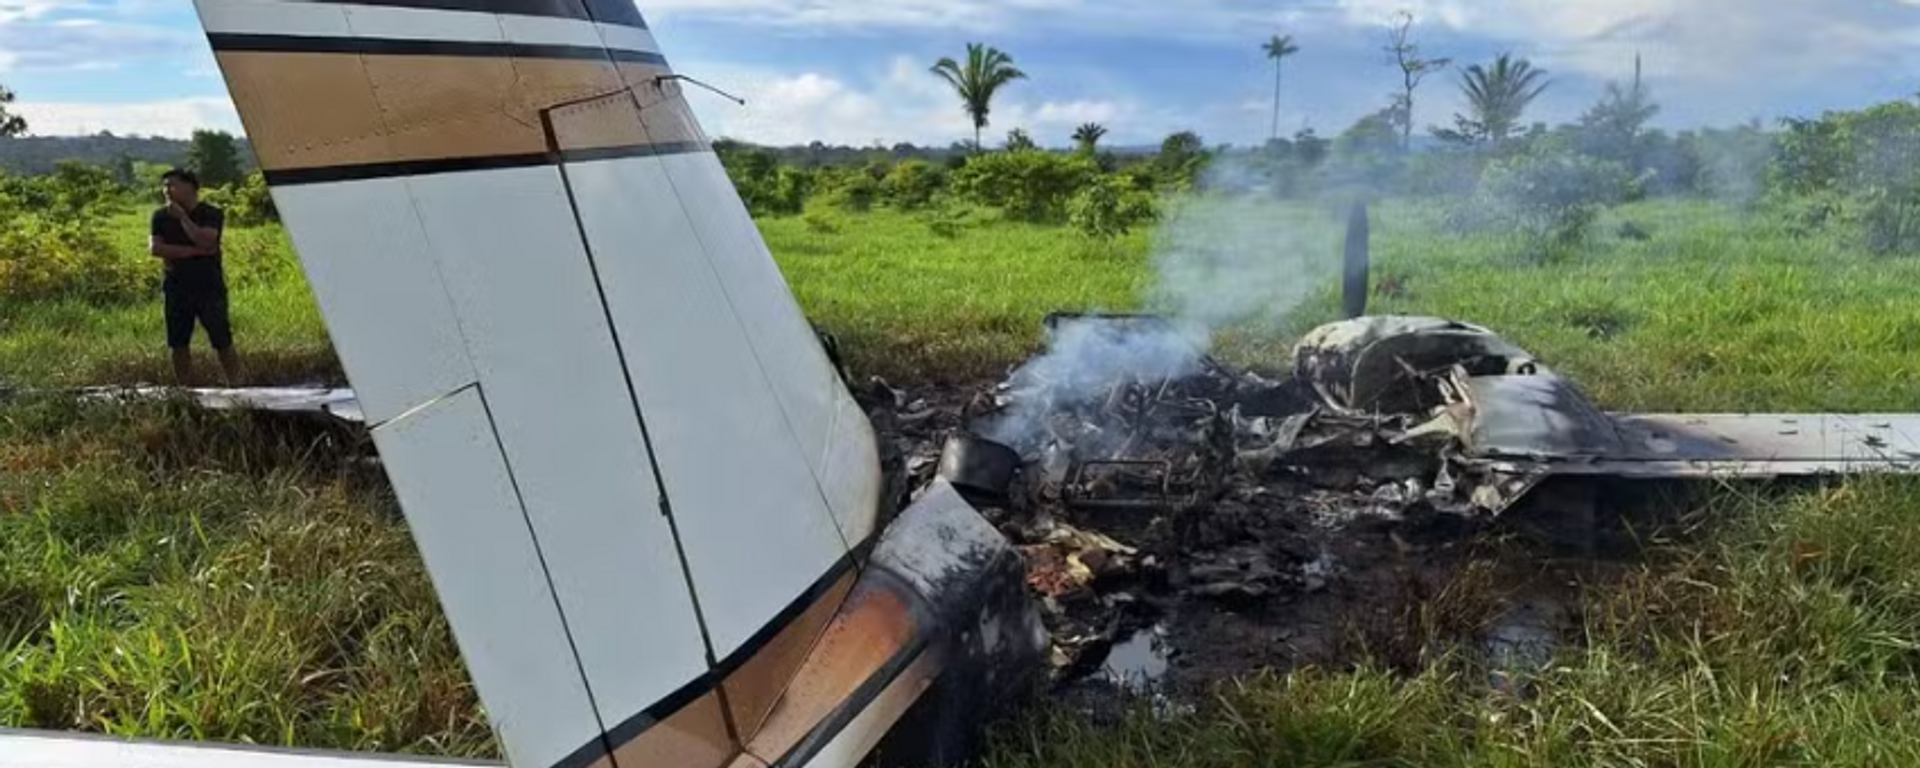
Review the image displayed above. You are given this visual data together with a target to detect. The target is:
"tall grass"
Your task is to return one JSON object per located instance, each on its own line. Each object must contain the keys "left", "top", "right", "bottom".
{"left": 1358, "top": 199, "right": 1920, "bottom": 411}
{"left": 0, "top": 397, "right": 494, "bottom": 757}
{"left": 6, "top": 196, "right": 1920, "bottom": 764}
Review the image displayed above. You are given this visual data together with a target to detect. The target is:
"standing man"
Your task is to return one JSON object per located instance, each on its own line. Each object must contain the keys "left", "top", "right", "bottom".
{"left": 149, "top": 168, "right": 242, "bottom": 385}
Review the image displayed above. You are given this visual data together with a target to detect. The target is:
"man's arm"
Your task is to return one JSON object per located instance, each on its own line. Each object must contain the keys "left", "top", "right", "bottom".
{"left": 149, "top": 237, "right": 207, "bottom": 260}
{"left": 173, "top": 204, "right": 223, "bottom": 251}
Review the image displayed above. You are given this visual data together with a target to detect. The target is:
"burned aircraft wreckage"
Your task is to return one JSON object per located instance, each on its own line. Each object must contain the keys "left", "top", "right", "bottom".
{"left": 85, "top": 304, "right": 1920, "bottom": 699}
{"left": 882, "top": 307, "right": 1920, "bottom": 691}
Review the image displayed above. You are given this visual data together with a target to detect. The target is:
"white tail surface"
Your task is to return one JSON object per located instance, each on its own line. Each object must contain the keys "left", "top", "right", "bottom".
{"left": 188, "top": 2, "right": 884, "bottom": 766}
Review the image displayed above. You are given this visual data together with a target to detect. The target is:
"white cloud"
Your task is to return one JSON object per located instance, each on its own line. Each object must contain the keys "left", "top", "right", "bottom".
{"left": 647, "top": 0, "right": 1920, "bottom": 94}
{"left": 0, "top": 0, "right": 192, "bottom": 73}
{"left": 1334, "top": 0, "right": 1920, "bottom": 88}
{"left": 646, "top": 0, "right": 1077, "bottom": 31}
{"left": 645, "top": 0, "right": 1301, "bottom": 37}
{"left": 0, "top": 1, "right": 63, "bottom": 25}
{"left": 683, "top": 54, "right": 1159, "bottom": 147}
{"left": 14, "top": 97, "right": 241, "bottom": 138}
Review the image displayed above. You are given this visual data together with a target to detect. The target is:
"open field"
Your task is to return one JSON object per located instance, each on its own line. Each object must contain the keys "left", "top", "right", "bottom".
{"left": 7, "top": 196, "right": 1920, "bottom": 764}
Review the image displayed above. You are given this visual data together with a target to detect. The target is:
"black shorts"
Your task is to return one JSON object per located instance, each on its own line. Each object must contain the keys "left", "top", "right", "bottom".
{"left": 164, "top": 279, "right": 233, "bottom": 350}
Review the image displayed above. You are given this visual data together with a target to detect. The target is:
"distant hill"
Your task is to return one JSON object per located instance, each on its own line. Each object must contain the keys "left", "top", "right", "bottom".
{"left": 0, "top": 134, "right": 257, "bottom": 176}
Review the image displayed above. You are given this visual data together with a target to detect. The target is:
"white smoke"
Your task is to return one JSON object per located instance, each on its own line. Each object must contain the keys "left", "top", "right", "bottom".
{"left": 976, "top": 315, "right": 1207, "bottom": 455}
{"left": 976, "top": 153, "right": 1346, "bottom": 454}
{"left": 1144, "top": 169, "right": 1344, "bottom": 337}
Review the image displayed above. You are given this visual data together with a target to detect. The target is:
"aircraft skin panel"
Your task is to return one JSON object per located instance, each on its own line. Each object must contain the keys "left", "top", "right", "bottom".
{"left": 593, "top": 22, "right": 659, "bottom": 54}
{"left": 197, "top": 0, "right": 355, "bottom": 37}
{"left": 820, "top": 396, "right": 880, "bottom": 546}
{"left": 212, "top": 49, "right": 402, "bottom": 175}
{"left": 739, "top": 574, "right": 920, "bottom": 764}
{"left": 498, "top": 12, "right": 603, "bottom": 47}
{"left": 266, "top": 180, "right": 477, "bottom": 425}
{"left": 206, "top": 42, "right": 674, "bottom": 185}
{"left": 401, "top": 164, "right": 716, "bottom": 734}
{"left": 558, "top": 152, "right": 851, "bottom": 658}
{"left": 667, "top": 154, "right": 881, "bottom": 544}
{"left": 369, "top": 387, "right": 604, "bottom": 768}
{"left": 599, "top": 691, "right": 735, "bottom": 768}
{"left": 662, "top": 155, "right": 837, "bottom": 474}
{"left": 717, "top": 571, "right": 860, "bottom": 736}
{"left": 0, "top": 727, "right": 500, "bottom": 768}
{"left": 341, "top": 3, "right": 510, "bottom": 42}
{"left": 198, "top": 0, "right": 664, "bottom": 57}
{"left": 786, "top": 650, "right": 942, "bottom": 768}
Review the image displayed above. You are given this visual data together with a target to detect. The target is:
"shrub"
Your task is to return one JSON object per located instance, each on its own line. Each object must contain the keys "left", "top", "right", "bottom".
{"left": 1405, "top": 151, "right": 1485, "bottom": 198}
{"left": 950, "top": 151, "right": 1100, "bottom": 223}
{"left": 2, "top": 162, "right": 125, "bottom": 222}
{"left": 0, "top": 214, "right": 147, "bottom": 304}
{"left": 1155, "top": 131, "right": 1209, "bottom": 191}
{"left": 879, "top": 161, "right": 947, "bottom": 210}
{"left": 1855, "top": 185, "right": 1920, "bottom": 256}
{"left": 1766, "top": 101, "right": 1920, "bottom": 254}
{"left": 719, "top": 147, "right": 809, "bottom": 217}
{"left": 821, "top": 171, "right": 879, "bottom": 213}
{"left": 1467, "top": 148, "right": 1634, "bottom": 261}
{"left": 205, "top": 172, "right": 279, "bottom": 227}
{"left": 1068, "top": 175, "right": 1158, "bottom": 240}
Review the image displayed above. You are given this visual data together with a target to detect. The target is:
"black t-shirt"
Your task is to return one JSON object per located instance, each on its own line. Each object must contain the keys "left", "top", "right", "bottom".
{"left": 151, "top": 203, "right": 226, "bottom": 286}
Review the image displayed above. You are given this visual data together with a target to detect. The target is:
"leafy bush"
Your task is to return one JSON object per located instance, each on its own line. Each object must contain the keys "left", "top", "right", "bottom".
{"left": 0, "top": 213, "right": 146, "bottom": 304}
{"left": 719, "top": 147, "right": 810, "bottom": 216}
{"left": 2, "top": 162, "right": 126, "bottom": 222}
{"left": 1068, "top": 175, "right": 1158, "bottom": 240}
{"left": 950, "top": 151, "right": 1100, "bottom": 223}
{"left": 820, "top": 170, "right": 880, "bottom": 213}
{"left": 1767, "top": 101, "right": 1920, "bottom": 255}
{"left": 879, "top": 161, "right": 947, "bottom": 210}
{"left": 1404, "top": 151, "right": 1485, "bottom": 198}
{"left": 1857, "top": 188, "right": 1920, "bottom": 255}
{"left": 1155, "top": 131, "right": 1210, "bottom": 191}
{"left": 201, "top": 172, "right": 279, "bottom": 227}
{"left": 1466, "top": 148, "right": 1634, "bottom": 261}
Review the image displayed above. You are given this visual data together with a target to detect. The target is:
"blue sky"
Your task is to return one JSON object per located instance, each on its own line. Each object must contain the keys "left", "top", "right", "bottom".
{"left": 5, "top": 0, "right": 1920, "bottom": 148}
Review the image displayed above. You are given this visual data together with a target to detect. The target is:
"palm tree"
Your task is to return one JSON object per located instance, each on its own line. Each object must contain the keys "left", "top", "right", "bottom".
{"left": 1261, "top": 35, "right": 1301, "bottom": 142}
{"left": 1072, "top": 122, "right": 1108, "bottom": 153}
{"left": 930, "top": 43, "right": 1028, "bottom": 152}
{"left": 1456, "top": 52, "right": 1551, "bottom": 144}
{"left": 0, "top": 82, "right": 27, "bottom": 137}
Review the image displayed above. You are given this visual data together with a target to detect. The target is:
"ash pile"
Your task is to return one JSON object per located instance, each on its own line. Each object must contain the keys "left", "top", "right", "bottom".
{"left": 879, "top": 313, "right": 1565, "bottom": 693}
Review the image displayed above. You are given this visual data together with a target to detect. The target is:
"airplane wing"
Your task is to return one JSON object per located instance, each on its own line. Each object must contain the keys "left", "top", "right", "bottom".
{"left": 0, "top": 2, "right": 1043, "bottom": 767}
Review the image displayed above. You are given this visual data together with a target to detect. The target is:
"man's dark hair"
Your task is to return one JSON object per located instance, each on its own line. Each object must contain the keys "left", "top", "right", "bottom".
{"left": 161, "top": 168, "right": 200, "bottom": 189}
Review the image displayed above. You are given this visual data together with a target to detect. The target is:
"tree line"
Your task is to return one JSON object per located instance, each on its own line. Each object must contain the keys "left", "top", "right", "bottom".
{"left": 714, "top": 13, "right": 1920, "bottom": 259}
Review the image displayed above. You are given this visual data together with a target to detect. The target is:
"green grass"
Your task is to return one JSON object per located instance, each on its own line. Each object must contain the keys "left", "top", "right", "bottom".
{"left": 0, "top": 397, "right": 492, "bottom": 757}
{"left": 0, "top": 211, "right": 337, "bottom": 388}
{"left": 763, "top": 206, "right": 1155, "bottom": 381}
{"left": 8, "top": 196, "right": 1920, "bottom": 765}
{"left": 1358, "top": 200, "right": 1920, "bottom": 412}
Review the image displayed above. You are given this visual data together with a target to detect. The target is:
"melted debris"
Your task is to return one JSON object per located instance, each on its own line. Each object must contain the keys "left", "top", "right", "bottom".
{"left": 861, "top": 316, "right": 1640, "bottom": 705}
